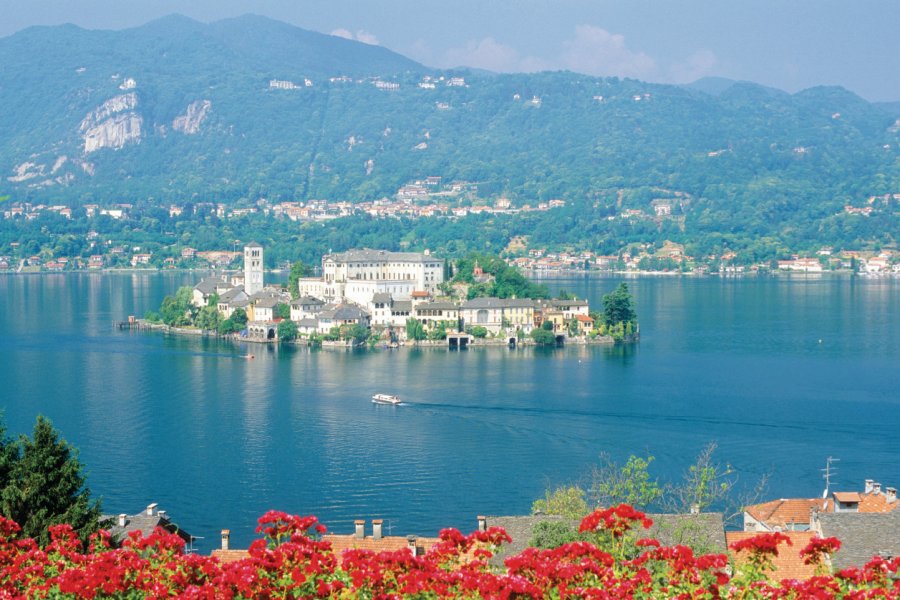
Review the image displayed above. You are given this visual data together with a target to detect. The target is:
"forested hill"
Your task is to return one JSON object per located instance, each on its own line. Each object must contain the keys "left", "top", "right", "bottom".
{"left": 1, "top": 14, "right": 899, "bottom": 225}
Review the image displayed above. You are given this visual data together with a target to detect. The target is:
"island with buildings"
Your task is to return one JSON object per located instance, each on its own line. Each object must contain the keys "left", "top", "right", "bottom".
{"left": 144, "top": 244, "right": 636, "bottom": 348}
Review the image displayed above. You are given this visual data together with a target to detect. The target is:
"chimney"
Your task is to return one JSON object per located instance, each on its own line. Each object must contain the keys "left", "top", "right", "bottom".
{"left": 886, "top": 487, "right": 897, "bottom": 503}
{"left": 865, "top": 479, "right": 874, "bottom": 494}
{"left": 354, "top": 520, "right": 365, "bottom": 539}
{"left": 407, "top": 535, "right": 418, "bottom": 556}
{"left": 157, "top": 510, "right": 167, "bottom": 521}
{"left": 146, "top": 503, "right": 158, "bottom": 516}
{"left": 873, "top": 482, "right": 882, "bottom": 495}
{"left": 477, "top": 515, "right": 487, "bottom": 532}
{"left": 117, "top": 514, "right": 127, "bottom": 527}
{"left": 220, "top": 530, "right": 230, "bottom": 551}
{"left": 372, "top": 519, "right": 383, "bottom": 540}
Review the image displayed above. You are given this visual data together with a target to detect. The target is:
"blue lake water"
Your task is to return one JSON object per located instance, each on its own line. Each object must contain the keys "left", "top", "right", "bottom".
{"left": 1, "top": 272, "right": 897, "bottom": 551}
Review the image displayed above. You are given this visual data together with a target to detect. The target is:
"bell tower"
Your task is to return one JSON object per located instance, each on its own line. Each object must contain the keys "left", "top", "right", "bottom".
{"left": 243, "top": 243, "right": 264, "bottom": 295}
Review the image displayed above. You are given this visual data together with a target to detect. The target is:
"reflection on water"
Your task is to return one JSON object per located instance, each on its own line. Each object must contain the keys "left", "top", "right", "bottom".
{"left": 0, "top": 272, "right": 898, "bottom": 552}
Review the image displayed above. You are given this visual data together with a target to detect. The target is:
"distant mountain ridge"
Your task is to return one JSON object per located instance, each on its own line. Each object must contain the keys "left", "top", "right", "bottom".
{"left": 0, "top": 13, "right": 898, "bottom": 222}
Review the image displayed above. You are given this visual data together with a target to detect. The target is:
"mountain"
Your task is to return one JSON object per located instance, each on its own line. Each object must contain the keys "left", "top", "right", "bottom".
{"left": 0, "top": 15, "right": 898, "bottom": 258}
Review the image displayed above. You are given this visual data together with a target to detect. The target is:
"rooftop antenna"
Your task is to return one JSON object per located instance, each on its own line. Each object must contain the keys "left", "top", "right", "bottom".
{"left": 822, "top": 456, "right": 839, "bottom": 509}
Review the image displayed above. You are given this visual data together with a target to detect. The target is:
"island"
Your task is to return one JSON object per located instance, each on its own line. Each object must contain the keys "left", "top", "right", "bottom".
{"left": 141, "top": 244, "right": 638, "bottom": 348}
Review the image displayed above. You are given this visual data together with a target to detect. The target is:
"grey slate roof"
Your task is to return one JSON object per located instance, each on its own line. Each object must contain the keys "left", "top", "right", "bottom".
{"left": 647, "top": 513, "right": 727, "bottom": 554}
{"left": 292, "top": 295, "right": 325, "bottom": 307}
{"left": 481, "top": 515, "right": 576, "bottom": 565}
{"left": 297, "top": 317, "right": 319, "bottom": 329}
{"left": 481, "top": 512, "right": 726, "bottom": 565}
{"left": 194, "top": 276, "right": 228, "bottom": 294}
{"left": 254, "top": 296, "right": 281, "bottom": 309}
{"left": 372, "top": 292, "right": 393, "bottom": 304}
{"left": 326, "top": 249, "right": 441, "bottom": 264}
{"left": 461, "top": 297, "right": 536, "bottom": 309}
{"left": 219, "top": 286, "right": 248, "bottom": 303}
{"left": 817, "top": 512, "right": 900, "bottom": 569}
{"left": 320, "top": 303, "right": 370, "bottom": 321}
{"left": 391, "top": 300, "right": 412, "bottom": 313}
{"left": 103, "top": 510, "right": 193, "bottom": 545}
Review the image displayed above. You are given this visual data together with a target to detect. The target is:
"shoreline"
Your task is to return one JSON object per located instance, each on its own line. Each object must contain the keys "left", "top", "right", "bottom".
{"left": 5, "top": 266, "right": 891, "bottom": 278}
{"left": 123, "top": 320, "right": 623, "bottom": 349}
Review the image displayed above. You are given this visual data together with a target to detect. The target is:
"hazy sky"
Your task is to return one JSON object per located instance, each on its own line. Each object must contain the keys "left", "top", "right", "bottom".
{"left": 2, "top": 0, "right": 898, "bottom": 102}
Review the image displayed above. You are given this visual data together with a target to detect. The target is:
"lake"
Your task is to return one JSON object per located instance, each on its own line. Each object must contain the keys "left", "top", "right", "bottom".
{"left": 1, "top": 272, "right": 897, "bottom": 551}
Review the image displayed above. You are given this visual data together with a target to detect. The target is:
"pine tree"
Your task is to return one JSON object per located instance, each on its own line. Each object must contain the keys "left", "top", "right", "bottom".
{"left": 0, "top": 418, "right": 16, "bottom": 493}
{"left": 0, "top": 416, "right": 102, "bottom": 546}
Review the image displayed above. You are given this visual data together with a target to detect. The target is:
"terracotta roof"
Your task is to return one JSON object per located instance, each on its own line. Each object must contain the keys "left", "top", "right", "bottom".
{"left": 857, "top": 492, "right": 900, "bottom": 513}
{"left": 745, "top": 498, "right": 831, "bottom": 528}
{"left": 211, "top": 535, "right": 439, "bottom": 564}
{"left": 727, "top": 531, "right": 818, "bottom": 581}
{"left": 323, "top": 534, "right": 438, "bottom": 555}
{"left": 833, "top": 492, "right": 861, "bottom": 503}
{"left": 211, "top": 549, "right": 249, "bottom": 564}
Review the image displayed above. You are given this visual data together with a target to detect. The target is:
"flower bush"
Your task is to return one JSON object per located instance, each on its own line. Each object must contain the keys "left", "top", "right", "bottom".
{"left": 0, "top": 506, "right": 896, "bottom": 598}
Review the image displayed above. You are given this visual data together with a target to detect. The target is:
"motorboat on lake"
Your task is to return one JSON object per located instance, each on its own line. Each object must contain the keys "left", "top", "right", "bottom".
{"left": 372, "top": 393, "right": 401, "bottom": 405}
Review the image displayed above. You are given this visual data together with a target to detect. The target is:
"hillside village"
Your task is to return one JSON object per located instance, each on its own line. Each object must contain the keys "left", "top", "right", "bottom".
{"left": 2, "top": 193, "right": 897, "bottom": 275}
{"left": 185, "top": 245, "right": 607, "bottom": 345}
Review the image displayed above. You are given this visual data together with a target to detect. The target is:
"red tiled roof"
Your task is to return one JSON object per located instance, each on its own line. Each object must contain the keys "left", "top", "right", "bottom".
{"left": 211, "top": 549, "right": 249, "bottom": 564}
{"left": 727, "top": 531, "right": 818, "bottom": 582}
{"left": 211, "top": 535, "right": 440, "bottom": 565}
{"left": 324, "top": 534, "right": 438, "bottom": 555}
{"left": 745, "top": 498, "right": 831, "bottom": 528}
{"left": 858, "top": 493, "right": 900, "bottom": 513}
{"left": 833, "top": 492, "right": 861, "bottom": 503}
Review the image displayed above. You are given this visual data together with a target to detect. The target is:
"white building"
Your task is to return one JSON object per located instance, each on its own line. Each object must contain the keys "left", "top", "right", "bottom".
{"left": 244, "top": 243, "right": 264, "bottom": 296}
{"left": 298, "top": 249, "right": 444, "bottom": 306}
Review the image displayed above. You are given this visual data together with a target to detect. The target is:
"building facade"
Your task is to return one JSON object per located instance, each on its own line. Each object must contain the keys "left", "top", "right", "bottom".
{"left": 298, "top": 249, "right": 444, "bottom": 305}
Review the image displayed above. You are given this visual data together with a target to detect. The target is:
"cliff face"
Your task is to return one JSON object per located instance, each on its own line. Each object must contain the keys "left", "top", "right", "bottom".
{"left": 80, "top": 93, "right": 143, "bottom": 153}
{"left": 172, "top": 100, "right": 211, "bottom": 134}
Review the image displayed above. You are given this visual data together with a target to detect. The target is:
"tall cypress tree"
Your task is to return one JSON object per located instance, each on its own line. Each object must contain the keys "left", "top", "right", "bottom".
{"left": 0, "top": 416, "right": 102, "bottom": 546}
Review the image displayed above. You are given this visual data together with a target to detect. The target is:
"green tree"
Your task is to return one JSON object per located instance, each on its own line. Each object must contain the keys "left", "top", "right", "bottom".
{"left": 230, "top": 308, "right": 248, "bottom": 328}
{"left": 277, "top": 319, "right": 298, "bottom": 342}
{"left": 529, "top": 520, "right": 581, "bottom": 549}
{"left": 530, "top": 328, "right": 556, "bottom": 345}
{"left": 342, "top": 323, "right": 370, "bottom": 345}
{"left": 602, "top": 283, "right": 637, "bottom": 327}
{"left": 274, "top": 302, "right": 291, "bottom": 319}
{"left": 406, "top": 318, "right": 427, "bottom": 341}
{"left": 0, "top": 418, "right": 16, "bottom": 492}
{"left": 470, "top": 325, "right": 488, "bottom": 338}
{"left": 218, "top": 308, "right": 248, "bottom": 335}
{"left": 590, "top": 454, "right": 663, "bottom": 511}
{"left": 532, "top": 485, "right": 589, "bottom": 519}
{"left": 668, "top": 442, "right": 738, "bottom": 515}
{"left": 0, "top": 416, "right": 103, "bottom": 546}
{"left": 195, "top": 306, "right": 221, "bottom": 331}
{"left": 158, "top": 286, "right": 195, "bottom": 327}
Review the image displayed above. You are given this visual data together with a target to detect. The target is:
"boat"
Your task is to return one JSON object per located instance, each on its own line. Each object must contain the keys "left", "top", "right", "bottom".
{"left": 372, "top": 393, "right": 401, "bottom": 405}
